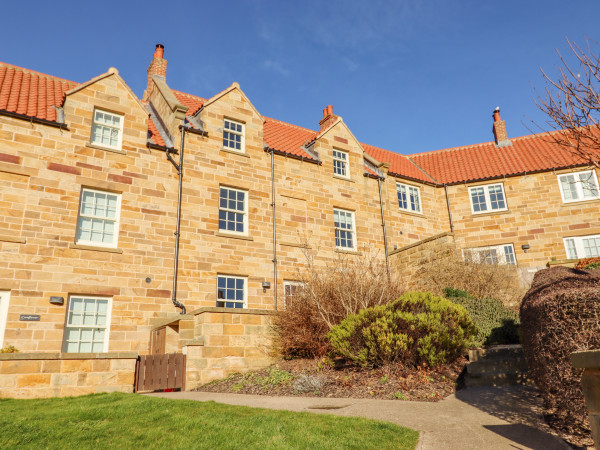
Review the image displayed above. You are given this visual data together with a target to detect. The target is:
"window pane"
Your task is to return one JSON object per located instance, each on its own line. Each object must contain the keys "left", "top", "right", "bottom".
{"left": 579, "top": 172, "right": 600, "bottom": 199}
{"left": 471, "top": 188, "right": 487, "bottom": 212}
{"left": 583, "top": 237, "right": 600, "bottom": 257}
{"left": 565, "top": 239, "right": 578, "bottom": 259}
{"left": 488, "top": 185, "right": 505, "bottom": 210}
{"left": 560, "top": 175, "right": 579, "bottom": 201}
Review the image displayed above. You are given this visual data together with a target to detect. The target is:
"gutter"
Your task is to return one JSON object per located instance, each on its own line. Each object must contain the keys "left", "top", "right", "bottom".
{"left": 264, "top": 146, "right": 322, "bottom": 165}
{"left": 0, "top": 109, "right": 68, "bottom": 130}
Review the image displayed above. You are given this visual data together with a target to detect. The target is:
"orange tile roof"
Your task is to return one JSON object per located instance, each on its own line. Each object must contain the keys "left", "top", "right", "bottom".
{"left": 0, "top": 61, "right": 596, "bottom": 185}
{"left": 263, "top": 118, "right": 316, "bottom": 159}
{"left": 361, "top": 143, "right": 434, "bottom": 183}
{"left": 173, "top": 90, "right": 205, "bottom": 115}
{"left": 410, "top": 134, "right": 594, "bottom": 185}
{"left": 148, "top": 116, "right": 166, "bottom": 147}
{"left": 0, "top": 62, "right": 77, "bottom": 122}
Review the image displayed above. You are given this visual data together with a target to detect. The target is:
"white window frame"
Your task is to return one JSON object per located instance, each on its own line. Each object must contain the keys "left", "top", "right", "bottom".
{"left": 0, "top": 291, "right": 10, "bottom": 349}
{"left": 468, "top": 183, "right": 508, "bottom": 214}
{"left": 332, "top": 149, "right": 349, "bottom": 178}
{"left": 563, "top": 234, "right": 600, "bottom": 259}
{"left": 397, "top": 183, "right": 422, "bottom": 213}
{"left": 218, "top": 186, "right": 248, "bottom": 235}
{"left": 557, "top": 170, "right": 600, "bottom": 203}
{"left": 75, "top": 188, "right": 121, "bottom": 248}
{"left": 283, "top": 281, "right": 304, "bottom": 308}
{"left": 334, "top": 208, "right": 356, "bottom": 251}
{"left": 462, "top": 244, "right": 517, "bottom": 266}
{"left": 217, "top": 275, "right": 247, "bottom": 309}
{"left": 223, "top": 118, "right": 245, "bottom": 152}
{"left": 62, "top": 295, "right": 112, "bottom": 353}
{"left": 90, "top": 109, "right": 123, "bottom": 150}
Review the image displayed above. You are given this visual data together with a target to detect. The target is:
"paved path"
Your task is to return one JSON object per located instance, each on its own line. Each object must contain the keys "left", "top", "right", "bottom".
{"left": 147, "top": 386, "right": 569, "bottom": 449}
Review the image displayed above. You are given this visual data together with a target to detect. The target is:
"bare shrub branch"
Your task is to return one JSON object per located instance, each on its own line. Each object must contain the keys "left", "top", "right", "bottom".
{"left": 534, "top": 37, "right": 600, "bottom": 169}
{"left": 274, "top": 248, "right": 406, "bottom": 358}
{"left": 412, "top": 243, "right": 526, "bottom": 308}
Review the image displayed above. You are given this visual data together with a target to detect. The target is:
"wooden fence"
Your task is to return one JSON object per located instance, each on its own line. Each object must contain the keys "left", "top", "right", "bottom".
{"left": 134, "top": 353, "right": 186, "bottom": 392}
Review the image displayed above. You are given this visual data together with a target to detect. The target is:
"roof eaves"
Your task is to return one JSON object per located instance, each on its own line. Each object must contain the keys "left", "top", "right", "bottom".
{"left": 0, "top": 108, "right": 68, "bottom": 129}
{"left": 388, "top": 171, "right": 437, "bottom": 187}
{"left": 264, "top": 146, "right": 321, "bottom": 165}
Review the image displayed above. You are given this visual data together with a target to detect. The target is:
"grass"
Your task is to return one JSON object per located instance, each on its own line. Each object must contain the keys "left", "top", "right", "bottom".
{"left": 0, "top": 393, "right": 419, "bottom": 449}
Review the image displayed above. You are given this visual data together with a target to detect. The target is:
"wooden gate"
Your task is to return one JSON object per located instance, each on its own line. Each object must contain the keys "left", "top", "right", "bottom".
{"left": 134, "top": 353, "right": 186, "bottom": 392}
{"left": 150, "top": 327, "right": 166, "bottom": 354}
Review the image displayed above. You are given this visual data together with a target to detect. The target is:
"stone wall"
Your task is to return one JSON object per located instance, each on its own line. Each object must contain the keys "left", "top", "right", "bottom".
{"left": 0, "top": 352, "right": 137, "bottom": 399}
{"left": 181, "top": 308, "right": 274, "bottom": 389}
{"left": 389, "top": 232, "right": 455, "bottom": 281}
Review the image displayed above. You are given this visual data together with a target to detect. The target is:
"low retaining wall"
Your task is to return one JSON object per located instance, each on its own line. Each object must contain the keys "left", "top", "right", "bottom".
{"left": 182, "top": 308, "right": 275, "bottom": 389}
{"left": 571, "top": 350, "right": 600, "bottom": 448}
{"left": 0, "top": 352, "right": 138, "bottom": 399}
{"left": 389, "top": 232, "right": 455, "bottom": 281}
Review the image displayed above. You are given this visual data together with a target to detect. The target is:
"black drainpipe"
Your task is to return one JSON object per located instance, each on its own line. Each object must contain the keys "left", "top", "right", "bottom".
{"left": 270, "top": 148, "right": 278, "bottom": 310}
{"left": 377, "top": 176, "right": 391, "bottom": 280}
{"left": 165, "top": 126, "right": 188, "bottom": 314}
{"left": 444, "top": 184, "right": 454, "bottom": 233}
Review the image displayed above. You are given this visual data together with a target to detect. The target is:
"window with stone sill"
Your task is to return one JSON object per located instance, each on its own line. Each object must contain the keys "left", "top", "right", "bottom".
{"left": 333, "top": 149, "right": 349, "bottom": 178}
{"left": 91, "top": 109, "right": 123, "bottom": 150}
{"left": 62, "top": 296, "right": 112, "bottom": 353}
{"left": 463, "top": 244, "right": 517, "bottom": 266}
{"left": 334, "top": 208, "right": 356, "bottom": 250}
{"left": 468, "top": 183, "right": 507, "bottom": 214}
{"left": 218, "top": 186, "right": 247, "bottom": 235}
{"left": 558, "top": 170, "right": 600, "bottom": 203}
{"left": 75, "top": 188, "right": 121, "bottom": 248}
{"left": 223, "top": 119, "right": 244, "bottom": 152}
{"left": 217, "top": 275, "right": 247, "bottom": 308}
{"left": 397, "top": 183, "right": 422, "bottom": 213}
{"left": 564, "top": 234, "right": 600, "bottom": 259}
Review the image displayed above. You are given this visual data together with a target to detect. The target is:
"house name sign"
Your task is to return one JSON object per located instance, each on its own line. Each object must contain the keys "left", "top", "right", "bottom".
{"left": 19, "top": 314, "right": 41, "bottom": 321}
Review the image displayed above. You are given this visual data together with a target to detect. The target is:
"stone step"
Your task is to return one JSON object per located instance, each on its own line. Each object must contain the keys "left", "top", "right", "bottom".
{"left": 464, "top": 371, "right": 534, "bottom": 387}
{"left": 467, "top": 358, "right": 528, "bottom": 375}
{"left": 469, "top": 344, "right": 525, "bottom": 362}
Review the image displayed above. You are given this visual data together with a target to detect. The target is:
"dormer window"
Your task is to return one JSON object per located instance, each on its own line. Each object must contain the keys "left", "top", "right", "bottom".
{"left": 223, "top": 119, "right": 244, "bottom": 152}
{"left": 91, "top": 109, "right": 123, "bottom": 150}
{"left": 333, "top": 150, "right": 349, "bottom": 178}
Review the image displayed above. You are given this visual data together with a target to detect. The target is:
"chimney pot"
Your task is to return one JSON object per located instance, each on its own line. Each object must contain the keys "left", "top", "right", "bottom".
{"left": 493, "top": 107, "right": 501, "bottom": 122}
{"left": 154, "top": 44, "right": 165, "bottom": 59}
{"left": 327, "top": 105, "right": 333, "bottom": 115}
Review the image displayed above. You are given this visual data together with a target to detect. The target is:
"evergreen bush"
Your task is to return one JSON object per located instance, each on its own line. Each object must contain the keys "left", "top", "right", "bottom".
{"left": 328, "top": 292, "right": 476, "bottom": 367}
{"left": 443, "top": 288, "right": 520, "bottom": 347}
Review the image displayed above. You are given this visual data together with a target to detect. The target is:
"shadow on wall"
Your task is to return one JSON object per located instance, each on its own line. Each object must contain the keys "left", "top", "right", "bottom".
{"left": 455, "top": 386, "right": 567, "bottom": 449}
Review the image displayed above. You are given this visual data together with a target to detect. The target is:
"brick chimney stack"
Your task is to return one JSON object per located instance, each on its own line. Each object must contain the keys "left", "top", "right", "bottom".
{"left": 492, "top": 107, "right": 511, "bottom": 147}
{"left": 319, "top": 105, "right": 338, "bottom": 132}
{"left": 143, "top": 44, "right": 167, "bottom": 101}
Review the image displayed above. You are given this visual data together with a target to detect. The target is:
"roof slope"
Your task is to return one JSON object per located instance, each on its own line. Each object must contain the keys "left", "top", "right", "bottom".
{"left": 410, "top": 134, "right": 594, "bottom": 184}
{"left": 0, "top": 62, "right": 77, "bottom": 121}
{"left": 0, "top": 61, "right": 596, "bottom": 185}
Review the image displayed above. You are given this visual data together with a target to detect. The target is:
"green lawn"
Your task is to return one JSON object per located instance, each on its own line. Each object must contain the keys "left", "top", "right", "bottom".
{"left": 0, "top": 393, "right": 418, "bottom": 449}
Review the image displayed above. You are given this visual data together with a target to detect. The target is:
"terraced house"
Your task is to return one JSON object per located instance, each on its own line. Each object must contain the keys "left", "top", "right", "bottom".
{"left": 0, "top": 44, "right": 599, "bottom": 366}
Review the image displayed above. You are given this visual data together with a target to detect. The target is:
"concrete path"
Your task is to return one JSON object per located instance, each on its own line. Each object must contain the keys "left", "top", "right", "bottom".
{"left": 147, "top": 386, "right": 569, "bottom": 449}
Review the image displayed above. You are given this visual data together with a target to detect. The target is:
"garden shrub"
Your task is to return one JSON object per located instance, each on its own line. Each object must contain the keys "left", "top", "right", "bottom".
{"left": 444, "top": 288, "right": 520, "bottom": 347}
{"left": 520, "top": 266, "right": 600, "bottom": 442}
{"left": 328, "top": 292, "right": 476, "bottom": 368}
{"left": 414, "top": 244, "right": 526, "bottom": 307}
{"left": 274, "top": 250, "right": 405, "bottom": 358}
{"left": 575, "top": 256, "right": 600, "bottom": 270}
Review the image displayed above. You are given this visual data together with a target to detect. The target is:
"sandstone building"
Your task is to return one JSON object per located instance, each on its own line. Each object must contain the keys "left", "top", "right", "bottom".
{"left": 0, "top": 44, "right": 599, "bottom": 359}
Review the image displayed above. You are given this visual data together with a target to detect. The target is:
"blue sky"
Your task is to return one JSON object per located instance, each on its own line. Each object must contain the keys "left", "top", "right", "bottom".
{"left": 3, "top": 1, "right": 600, "bottom": 154}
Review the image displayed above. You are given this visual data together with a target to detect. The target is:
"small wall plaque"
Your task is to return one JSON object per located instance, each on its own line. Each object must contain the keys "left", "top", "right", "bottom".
{"left": 19, "top": 314, "right": 40, "bottom": 321}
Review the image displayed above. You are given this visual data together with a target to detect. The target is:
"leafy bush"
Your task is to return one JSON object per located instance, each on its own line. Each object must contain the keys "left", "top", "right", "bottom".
{"left": 444, "top": 288, "right": 520, "bottom": 347}
{"left": 575, "top": 256, "right": 600, "bottom": 270}
{"left": 520, "top": 266, "right": 600, "bottom": 443}
{"left": 414, "top": 244, "right": 526, "bottom": 307}
{"left": 328, "top": 292, "right": 476, "bottom": 368}
{"left": 0, "top": 345, "right": 18, "bottom": 353}
{"left": 274, "top": 251, "right": 405, "bottom": 358}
